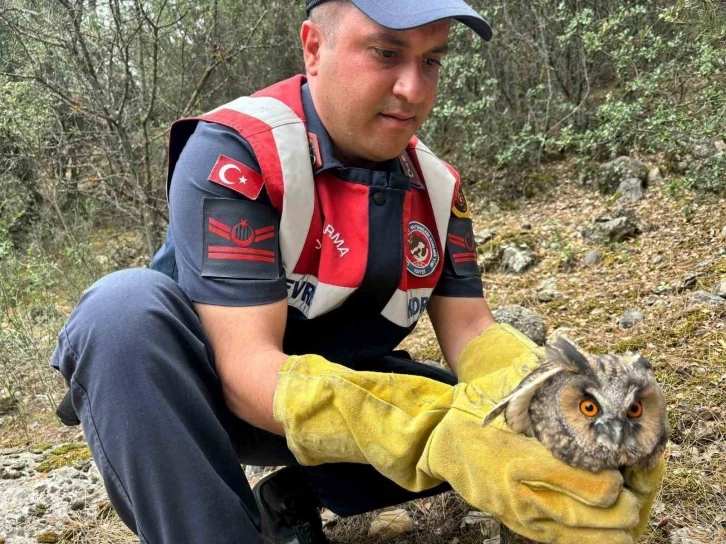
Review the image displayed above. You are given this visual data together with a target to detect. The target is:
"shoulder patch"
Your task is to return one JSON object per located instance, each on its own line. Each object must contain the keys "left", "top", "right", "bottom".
{"left": 208, "top": 154, "right": 264, "bottom": 200}
{"left": 446, "top": 217, "right": 479, "bottom": 277}
{"left": 452, "top": 183, "right": 471, "bottom": 219}
{"left": 201, "top": 198, "right": 280, "bottom": 280}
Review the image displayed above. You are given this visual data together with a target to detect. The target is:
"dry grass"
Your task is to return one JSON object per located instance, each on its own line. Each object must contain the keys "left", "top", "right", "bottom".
{"left": 2, "top": 163, "right": 725, "bottom": 543}
{"left": 57, "top": 515, "right": 138, "bottom": 544}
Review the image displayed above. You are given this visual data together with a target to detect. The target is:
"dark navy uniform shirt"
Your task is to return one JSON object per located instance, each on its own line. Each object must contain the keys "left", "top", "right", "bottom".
{"left": 151, "top": 84, "right": 483, "bottom": 366}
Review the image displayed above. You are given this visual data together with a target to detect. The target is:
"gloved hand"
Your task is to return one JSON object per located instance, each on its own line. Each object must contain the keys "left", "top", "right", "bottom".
{"left": 456, "top": 322, "right": 543, "bottom": 383}
{"left": 274, "top": 354, "right": 640, "bottom": 544}
{"left": 624, "top": 454, "right": 667, "bottom": 539}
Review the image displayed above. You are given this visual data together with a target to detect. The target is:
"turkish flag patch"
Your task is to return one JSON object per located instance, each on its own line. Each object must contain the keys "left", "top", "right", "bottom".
{"left": 208, "top": 154, "right": 264, "bottom": 200}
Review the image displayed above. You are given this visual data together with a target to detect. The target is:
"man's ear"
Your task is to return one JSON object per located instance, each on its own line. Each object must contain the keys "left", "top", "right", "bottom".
{"left": 300, "top": 21, "right": 323, "bottom": 77}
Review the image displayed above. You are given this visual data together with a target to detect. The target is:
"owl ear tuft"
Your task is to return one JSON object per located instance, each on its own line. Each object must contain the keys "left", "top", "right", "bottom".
{"left": 547, "top": 337, "right": 591, "bottom": 375}
{"left": 481, "top": 365, "right": 565, "bottom": 435}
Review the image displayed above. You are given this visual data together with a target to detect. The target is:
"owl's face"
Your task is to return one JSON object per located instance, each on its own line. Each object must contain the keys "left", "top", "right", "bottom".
{"left": 529, "top": 352, "right": 669, "bottom": 472}
{"left": 485, "top": 338, "right": 669, "bottom": 473}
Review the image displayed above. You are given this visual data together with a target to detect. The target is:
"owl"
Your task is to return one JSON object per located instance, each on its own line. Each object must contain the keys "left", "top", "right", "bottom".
{"left": 482, "top": 337, "right": 670, "bottom": 544}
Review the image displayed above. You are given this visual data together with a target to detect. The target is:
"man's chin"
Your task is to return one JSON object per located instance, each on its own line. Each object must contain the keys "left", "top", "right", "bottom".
{"left": 364, "top": 142, "right": 411, "bottom": 163}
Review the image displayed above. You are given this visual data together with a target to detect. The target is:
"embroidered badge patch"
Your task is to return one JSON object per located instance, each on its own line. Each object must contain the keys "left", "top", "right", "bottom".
{"left": 201, "top": 198, "right": 279, "bottom": 280}
{"left": 452, "top": 183, "right": 471, "bottom": 219}
{"left": 406, "top": 221, "right": 439, "bottom": 277}
{"left": 208, "top": 154, "right": 264, "bottom": 200}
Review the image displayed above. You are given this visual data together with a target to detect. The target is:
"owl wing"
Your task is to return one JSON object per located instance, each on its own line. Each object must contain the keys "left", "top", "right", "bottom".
{"left": 481, "top": 338, "right": 586, "bottom": 434}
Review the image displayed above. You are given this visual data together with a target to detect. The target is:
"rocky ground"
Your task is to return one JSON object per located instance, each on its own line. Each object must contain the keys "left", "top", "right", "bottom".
{"left": 1, "top": 146, "right": 725, "bottom": 543}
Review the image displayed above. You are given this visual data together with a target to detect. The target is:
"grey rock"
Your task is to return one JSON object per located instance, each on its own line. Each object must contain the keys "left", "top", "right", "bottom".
{"left": 597, "top": 156, "right": 648, "bottom": 194}
{"left": 651, "top": 284, "right": 674, "bottom": 296}
{"left": 537, "top": 290, "right": 563, "bottom": 302}
{"left": 537, "top": 291, "right": 565, "bottom": 302}
{"left": 619, "top": 310, "right": 644, "bottom": 330}
{"left": 69, "top": 499, "right": 85, "bottom": 511}
{"left": 583, "top": 251, "right": 601, "bottom": 266}
{"left": 615, "top": 178, "right": 645, "bottom": 205}
{"left": 501, "top": 245, "right": 536, "bottom": 273}
{"left": 713, "top": 279, "right": 726, "bottom": 298}
{"left": 670, "top": 527, "right": 703, "bottom": 544}
{"left": 475, "top": 229, "right": 495, "bottom": 246}
{"left": 647, "top": 167, "right": 663, "bottom": 184}
{"left": 1, "top": 469, "right": 22, "bottom": 480}
{"left": 493, "top": 306, "right": 546, "bottom": 346}
{"left": 692, "top": 142, "right": 713, "bottom": 159}
{"left": 536, "top": 278, "right": 557, "bottom": 291}
{"left": 676, "top": 273, "right": 699, "bottom": 293}
{"left": 1, "top": 447, "right": 107, "bottom": 541}
{"left": 673, "top": 137, "right": 725, "bottom": 177}
{"left": 535, "top": 278, "right": 563, "bottom": 302}
{"left": 521, "top": 222, "right": 532, "bottom": 230}
{"left": 650, "top": 254, "right": 664, "bottom": 265}
{"left": 689, "top": 291, "right": 726, "bottom": 307}
{"left": 582, "top": 212, "right": 639, "bottom": 243}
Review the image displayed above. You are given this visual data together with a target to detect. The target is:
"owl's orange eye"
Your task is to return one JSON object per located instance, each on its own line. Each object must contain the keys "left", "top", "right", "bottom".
{"left": 579, "top": 400, "right": 600, "bottom": 417}
{"left": 628, "top": 401, "right": 643, "bottom": 418}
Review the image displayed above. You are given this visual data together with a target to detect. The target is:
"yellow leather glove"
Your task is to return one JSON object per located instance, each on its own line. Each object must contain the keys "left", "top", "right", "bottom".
{"left": 456, "top": 323, "right": 543, "bottom": 382}
{"left": 624, "top": 455, "right": 667, "bottom": 539}
{"left": 274, "top": 354, "right": 640, "bottom": 544}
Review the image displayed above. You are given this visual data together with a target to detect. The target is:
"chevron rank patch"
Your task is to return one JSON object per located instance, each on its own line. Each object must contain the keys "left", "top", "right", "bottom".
{"left": 446, "top": 216, "right": 479, "bottom": 277}
{"left": 201, "top": 198, "right": 280, "bottom": 280}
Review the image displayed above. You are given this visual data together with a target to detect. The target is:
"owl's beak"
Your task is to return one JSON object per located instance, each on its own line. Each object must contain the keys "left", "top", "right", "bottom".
{"left": 596, "top": 419, "right": 623, "bottom": 449}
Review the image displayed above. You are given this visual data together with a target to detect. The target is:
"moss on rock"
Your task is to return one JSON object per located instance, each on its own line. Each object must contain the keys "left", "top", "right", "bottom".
{"left": 37, "top": 444, "right": 91, "bottom": 473}
{"left": 36, "top": 532, "right": 59, "bottom": 543}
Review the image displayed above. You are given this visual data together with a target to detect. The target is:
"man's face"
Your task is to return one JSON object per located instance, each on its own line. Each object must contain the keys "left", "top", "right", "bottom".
{"left": 303, "top": 6, "right": 450, "bottom": 165}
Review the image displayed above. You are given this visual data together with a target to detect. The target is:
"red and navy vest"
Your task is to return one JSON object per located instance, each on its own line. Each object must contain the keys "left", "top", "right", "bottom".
{"left": 166, "top": 75, "right": 461, "bottom": 348}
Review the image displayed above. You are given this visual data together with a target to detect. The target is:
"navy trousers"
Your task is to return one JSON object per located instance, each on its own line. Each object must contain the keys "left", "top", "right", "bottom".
{"left": 51, "top": 269, "right": 455, "bottom": 544}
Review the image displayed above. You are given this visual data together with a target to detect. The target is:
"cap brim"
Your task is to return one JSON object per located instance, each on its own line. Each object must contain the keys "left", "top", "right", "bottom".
{"left": 349, "top": 0, "right": 493, "bottom": 42}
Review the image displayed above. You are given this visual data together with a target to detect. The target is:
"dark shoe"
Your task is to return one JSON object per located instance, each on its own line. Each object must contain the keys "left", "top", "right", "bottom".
{"left": 253, "top": 467, "right": 330, "bottom": 544}
{"left": 56, "top": 389, "right": 80, "bottom": 426}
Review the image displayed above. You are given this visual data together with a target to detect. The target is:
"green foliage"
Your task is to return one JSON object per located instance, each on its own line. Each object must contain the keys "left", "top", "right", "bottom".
{"left": 422, "top": 0, "right": 725, "bottom": 197}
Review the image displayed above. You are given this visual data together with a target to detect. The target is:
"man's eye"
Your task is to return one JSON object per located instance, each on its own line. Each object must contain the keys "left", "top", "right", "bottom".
{"left": 426, "top": 58, "right": 443, "bottom": 68}
{"left": 375, "top": 49, "right": 397, "bottom": 59}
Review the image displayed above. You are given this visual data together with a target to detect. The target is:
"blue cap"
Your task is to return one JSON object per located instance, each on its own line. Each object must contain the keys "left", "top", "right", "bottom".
{"left": 305, "top": 0, "right": 493, "bottom": 42}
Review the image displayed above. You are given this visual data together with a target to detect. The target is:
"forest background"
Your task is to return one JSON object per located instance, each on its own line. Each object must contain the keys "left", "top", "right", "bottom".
{"left": 0, "top": 0, "right": 725, "bottom": 542}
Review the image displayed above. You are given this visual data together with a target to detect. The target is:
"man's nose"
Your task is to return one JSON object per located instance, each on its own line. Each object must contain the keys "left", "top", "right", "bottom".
{"left": 392, "top": 62, "right": 429, "bottom": 105}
